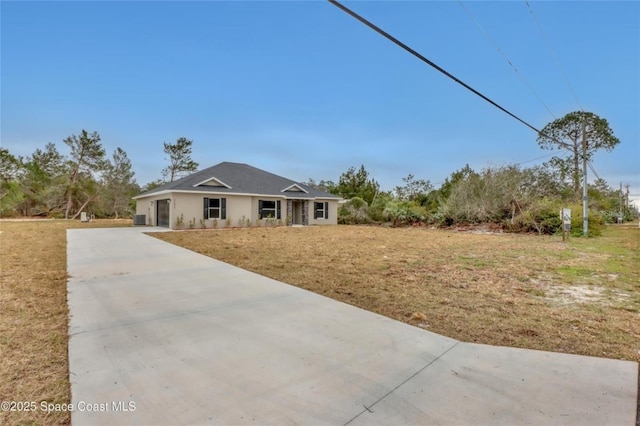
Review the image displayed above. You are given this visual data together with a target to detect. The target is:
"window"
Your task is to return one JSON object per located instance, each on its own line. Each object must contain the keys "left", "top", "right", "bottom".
{"left": 203, "top": 197, "right": 226, "bottom": 220}
{"left": 259, "top": 200, "right": 281, "bottom": 219}
{"left": 314, "top": 202, "right": 329, "bottom": 219}
{"left": 208, "top": 198, "right": 221, "bottom": 219}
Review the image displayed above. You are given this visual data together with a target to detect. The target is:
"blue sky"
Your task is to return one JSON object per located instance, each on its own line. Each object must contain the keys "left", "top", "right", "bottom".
{"left": 2, "top": 1, "right": 639, "bottom": 204}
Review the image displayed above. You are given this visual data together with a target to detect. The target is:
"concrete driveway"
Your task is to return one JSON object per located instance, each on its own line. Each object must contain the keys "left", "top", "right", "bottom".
{"left": 67, "top": 227, "right": 638, "bottom": 425}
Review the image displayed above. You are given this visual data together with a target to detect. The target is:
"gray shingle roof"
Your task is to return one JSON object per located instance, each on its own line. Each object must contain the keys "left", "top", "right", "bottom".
{"left": 134, "top": 162, "right": 340, "bottom": 200}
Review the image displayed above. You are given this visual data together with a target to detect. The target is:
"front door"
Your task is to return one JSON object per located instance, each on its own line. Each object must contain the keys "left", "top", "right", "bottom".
{"left": 292, "top": 201, "right": 303, "bottom": 225}
{"left": 156, "top": 199, "right": 170, "bottom": 227}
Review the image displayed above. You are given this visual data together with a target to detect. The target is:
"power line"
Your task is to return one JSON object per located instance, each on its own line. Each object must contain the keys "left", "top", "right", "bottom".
{"left": 328, "top": 0, "right": 584, "bottom": 176}
{"left": 587, "top": 161, "right": 602, "bottom": 182}
{"left": 327, "top": 0, "right": 545, "bottom": 135}
{"left": 515, "top": 152, "right": 556, "bottom": 166}
{"left": 524, "top": 1, "right": 584, "bottom": 112}
{"left": 457, "top": 0, "right": 557, "bottom": 120}
{"left": 524, "top": 2, "right": 588, "bottom": 233}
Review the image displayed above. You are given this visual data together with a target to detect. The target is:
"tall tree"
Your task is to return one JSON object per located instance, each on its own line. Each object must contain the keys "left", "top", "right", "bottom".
{"left": 30, "top": 143, "right": 65, "bottom": 176}
{"left": 140, "top": 179, "right": 166, "bottom": 193}
{"left": 0, "top": 148, "right": 21, "bottom": 183}
{"left": 537, "top": 111, "right": 620, "bottom": 200}
{"left": 0, "top": 148, "right": 23, "bottom": 216}
{"left": 394, "top": 174, "right": 433, "bottom": 204}
{"left": 100, "top": 147, "right": 138, "bottom": 218}
{"left": 63, "top": 130, "right": 107, "bottom": 219}
{"left": 21, "top": 143, "right": 66, "bottom": 215}
{"left": 162, "top": 137, "right": 198, "bottom": 182}
{"left": 335, "top": 165, "right": 380, "bottom": 205}
{"left": 303, "top": 178, "right": 336, "bottom": 193}
{"left": 436, "top": 165, "right": 477, "bottom": 201}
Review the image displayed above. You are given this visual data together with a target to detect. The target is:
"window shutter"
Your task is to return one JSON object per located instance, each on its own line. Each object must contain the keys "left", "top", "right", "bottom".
{"left": 314, "top": 202, "right": 318, "bottom": 219}
{"left": 203, "top": 198, "right": 209, "bottom": 219}
{"left": 221, "top": 198, "right": 226, "bottom": 220}
{"left": 276, "top": 200, "right": 281, "bottom": 220}
{"left": 258, "top": 200, "right": 263, "bottom": 219}
{"left": 325, "top": 202, "right": 329, "bottom": 219}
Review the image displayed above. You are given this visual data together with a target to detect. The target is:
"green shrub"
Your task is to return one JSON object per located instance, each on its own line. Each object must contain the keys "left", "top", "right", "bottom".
{"left": 383, "top": 201, "right": 427, "bottom": 227}
{"left": 369, "top": 193, "right": 392, "bottom": 222}
{"left": 569, "top": 205, "right": 604, "bottom": 237}
{"left": 338, "top": 197, "right": 370, "bottom": 224}
{"left": 506, "top": 198, "right": 563, "bottom": 235}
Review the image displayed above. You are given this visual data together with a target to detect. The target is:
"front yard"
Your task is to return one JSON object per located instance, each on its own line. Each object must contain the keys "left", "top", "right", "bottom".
{"left": 152, "top": 224, "right": 640, "bottom": 362}
{"left": 0, "top": 219, "right": 131, "bottom": 426}
{"left": 0, "top": 220, "right": 637, "bottom": 425}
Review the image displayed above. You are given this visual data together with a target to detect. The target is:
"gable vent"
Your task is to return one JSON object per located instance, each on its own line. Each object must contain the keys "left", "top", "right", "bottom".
{"left": 193, "top": 177, "right": 231, "bottom": 189}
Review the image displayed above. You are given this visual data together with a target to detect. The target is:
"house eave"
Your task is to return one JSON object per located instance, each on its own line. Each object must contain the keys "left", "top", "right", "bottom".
{"left": 192, "top": 177, "right": 232, "bottom": 189}
{"left": 281, "top": 183, "right": 309, "bottom": 194}
{"left": 134, "top": 189, "right": 338, "bottom": 201}
{"left": 314, "top": 196, "right": 343, "bottom": 201}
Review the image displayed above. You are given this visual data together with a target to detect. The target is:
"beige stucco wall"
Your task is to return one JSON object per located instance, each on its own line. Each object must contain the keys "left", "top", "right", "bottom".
{"left": 173, "top": 193, "right": 255, "bottom": 229}
{"left": 226, "top": 196, "right": 253, "bottom": 227}
{"left": 308, "top": 199, "right": 338, "bottom": 226}
{"left": 135, "top": 194, "right": 172, "bottom": 227}
{"left": 135, "top": 193, "right": 339, "bottom": 228}
{"left": 251, "top": 197, "right": 285, "bottom": 226}
{"left": 171, "top": 192, "right": 202, "bottom": 228}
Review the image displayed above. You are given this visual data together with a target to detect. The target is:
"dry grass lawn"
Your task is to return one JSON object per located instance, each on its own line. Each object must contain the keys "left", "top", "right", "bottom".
{"left": 153, "top": 224, "right": 640, "bottom": 362}
{"left": 0, "top": 219, "right": 131, "bottom": 426}
{"left": 0, "top": 220, "right": 637, "bottom": 425}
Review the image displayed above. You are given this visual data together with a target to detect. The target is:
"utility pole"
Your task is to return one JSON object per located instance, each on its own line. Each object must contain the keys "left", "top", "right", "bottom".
{"left": 619, "top": 182, "right": 623, "bottom": 223}
{"left": 625, "top": 184, "right": 630, "bottom": 209}
{"left": 582, "top": 117, "right": 588, "bottom": 236}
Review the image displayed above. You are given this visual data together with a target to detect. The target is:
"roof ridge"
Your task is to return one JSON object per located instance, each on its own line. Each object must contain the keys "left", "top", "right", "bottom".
{"left": 135, "top": 161, "right": 340, "bottom": 199}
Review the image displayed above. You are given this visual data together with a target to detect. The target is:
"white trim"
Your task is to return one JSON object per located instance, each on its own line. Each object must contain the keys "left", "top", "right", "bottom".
{"left": 134, "top": 189, "right": 324, "bottom": 200}
{"left": 205, "top": 197, "right": 222, "bottom": 220}
{"left": 281, "top": 183, "right": 309, "bottom": 194}
{"left": 192, "top": 177, "right": 232, "bottom": 189}
{"left": 259, "top": 199, "right": 278, "bottom": 219}
{"left": 314, "top": 201, "right": 326, "bottom": 220}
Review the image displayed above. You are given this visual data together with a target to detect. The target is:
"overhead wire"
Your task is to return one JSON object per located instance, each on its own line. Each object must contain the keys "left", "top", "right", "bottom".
{"left": 523, "top": 1, "right": 596, "bottom": 190}
{"left": 327, "top": 0, "right": 545, "bottom": 136}
{"left": 455, "top": 1, "right": 575, "bottom": 190}
{"left": 514, "top": 149, "right": 570, "bottom": 166}
{"left": 327, "top": 0, "right": 581, "bottom": 155}
{"left": 524, "top": 1, "right": 584, "bottom": 112}
{"left": 329, "top": 0, "right": 588, "bottom": 183}
{"left": 587, "top": 161, "right": 602, "bottom": 182}
{"left": 456, "top": 0, "right": 557, "bottom": 120}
